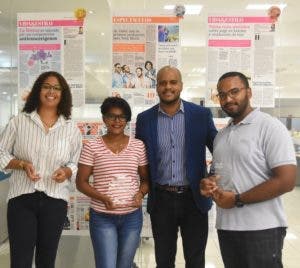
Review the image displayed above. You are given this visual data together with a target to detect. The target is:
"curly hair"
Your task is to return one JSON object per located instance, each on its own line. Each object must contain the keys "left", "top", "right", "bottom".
{"left": 22, "top": 71, "right": 73, "bottom": 119}
{"left": 100, "top": 97, "right": 132, "bottom": 122}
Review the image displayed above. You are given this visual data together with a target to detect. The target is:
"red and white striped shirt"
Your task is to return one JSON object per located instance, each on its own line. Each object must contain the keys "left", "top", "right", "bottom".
{"left": 79, "top": 136, "right": 148, "bottom": 215}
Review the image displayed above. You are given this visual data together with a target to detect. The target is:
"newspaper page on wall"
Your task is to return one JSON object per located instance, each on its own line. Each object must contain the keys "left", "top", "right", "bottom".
{"left": 206, "top": 11, "right": 276, "bottom": 107}
{"left": 62, "top": 121, "right": 103, "bottom": 235}
{"left": 17, "top": 12, "right": 85, "bottom": 108}
{"left": 111, "top": 14, "right": 181, "bottom": 109}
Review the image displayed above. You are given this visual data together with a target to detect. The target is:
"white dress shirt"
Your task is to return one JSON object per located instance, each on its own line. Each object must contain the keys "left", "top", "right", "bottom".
{"left": 0, "top": 111, "right": 82, "bottom": 202}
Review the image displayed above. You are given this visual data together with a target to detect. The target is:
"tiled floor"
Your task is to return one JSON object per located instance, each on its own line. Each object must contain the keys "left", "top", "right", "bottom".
{"left": 1, "top": 187, "right": 300, "bottom": 267}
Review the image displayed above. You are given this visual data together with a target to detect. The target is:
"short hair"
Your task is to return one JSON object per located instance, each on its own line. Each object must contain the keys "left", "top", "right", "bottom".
{"left": 217, "top": 71, "right": 250, "bottom": 89}
{"left": 136, "top": 67, "right": 143, "bottom": 73}
{"left": 157, "top": 65, "right": 182, "bottom": 82}
{"left": 22, "top": 71, "right": 72, "bottom": 119}
{"left": 100, "top": 97, "right": 132, "bottom": 122}
{"left": 145, "top": 61, "right": 153, "bottom": 69}
{"left": 114, "top": 63, "right": 121, "bottom": 67}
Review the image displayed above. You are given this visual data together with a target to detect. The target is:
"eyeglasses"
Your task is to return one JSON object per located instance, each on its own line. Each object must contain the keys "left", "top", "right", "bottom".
{"left": 216, "top": 87, "right": 246, "bottom": 100}
{"left": 41, "top": 83, "right": 62, "bottom": 92}
{"left": 104, "top": 113, "right": 127, "bottom": 122}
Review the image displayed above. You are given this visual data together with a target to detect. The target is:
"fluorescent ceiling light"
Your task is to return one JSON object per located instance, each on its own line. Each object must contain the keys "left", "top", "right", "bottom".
{"left": 94, "top": 69, "right": 109, "bottom": 73}
{"left": 164, "top": 5, "right": 203, "bottom": 15}
{"left": 192, "top": 67, "right": 206, "bottom": 73}
{"left": 246, "top": 4, "right": 287, "bottom": 10}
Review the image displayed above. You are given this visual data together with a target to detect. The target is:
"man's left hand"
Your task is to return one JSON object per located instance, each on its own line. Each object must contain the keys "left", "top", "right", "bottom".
{"left": 212, "top": 189, "right": 235, "bottom": 209}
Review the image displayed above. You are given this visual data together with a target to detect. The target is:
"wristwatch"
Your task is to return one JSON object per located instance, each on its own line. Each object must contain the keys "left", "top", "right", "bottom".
{"left": 235, "top": 194, "right": 244, "bottom": 208}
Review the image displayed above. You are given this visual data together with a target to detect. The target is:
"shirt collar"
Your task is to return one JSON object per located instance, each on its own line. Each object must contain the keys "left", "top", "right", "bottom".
{"left": 25, "top": 110, "right": 70, "bottom": 127}
{"left": 158, "top": 99, "right": 184, "bottom": 115}
{"left": 227, "top": 108, "right": 260, "bottom": 127}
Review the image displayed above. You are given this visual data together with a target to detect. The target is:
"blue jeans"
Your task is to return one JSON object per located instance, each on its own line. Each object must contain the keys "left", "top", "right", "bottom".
{"left": 89, "top": 208, "right": 142, "bottom": 268}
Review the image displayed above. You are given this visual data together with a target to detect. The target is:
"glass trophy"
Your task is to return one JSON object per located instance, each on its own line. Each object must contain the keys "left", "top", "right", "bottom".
{"left": 107, "top": 174, "right": 138, "bottom": 208}
{"left": 212, "top": 162, "right": 235, "bottom": 192}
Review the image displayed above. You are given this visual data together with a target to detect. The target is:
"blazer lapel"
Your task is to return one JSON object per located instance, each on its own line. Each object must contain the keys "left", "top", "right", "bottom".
{"left": 149, "top": 105, "right": 159, "bottom": 154}
{"left": 183, "top": 101, "right": 192, "bottom": 158}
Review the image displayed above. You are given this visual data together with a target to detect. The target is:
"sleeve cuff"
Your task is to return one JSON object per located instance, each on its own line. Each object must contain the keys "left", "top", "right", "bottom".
{"left": 65, "top": 163, "right": 78, "bottom": 182}
{"left": 0, "top": 154, "right": 14, "bottom": 174}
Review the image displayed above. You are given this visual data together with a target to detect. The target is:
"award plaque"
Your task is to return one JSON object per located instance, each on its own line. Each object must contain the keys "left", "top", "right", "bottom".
{"left": 107, "top": 174, "right": 138, "bottom": 207}
{"left": 213, "top": 162, "right": 235, "bottom": 192}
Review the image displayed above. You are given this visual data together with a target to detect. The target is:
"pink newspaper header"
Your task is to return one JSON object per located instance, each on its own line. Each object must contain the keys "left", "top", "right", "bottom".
{"left": 19, "top": 44, "right": 61, "bottom": 50}
{"left": 18, "top": 20, "right": 83, "bottom": 27}
{"left": 208, "top": 16, "right": 272, "bottom": 23}
{"left": 208, "top": 40, "right": 251, "bottom": 47}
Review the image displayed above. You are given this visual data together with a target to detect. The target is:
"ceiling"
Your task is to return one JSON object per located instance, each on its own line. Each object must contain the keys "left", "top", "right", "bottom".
{"left": 0, "top": 0, "right": 299, "bottom": 110}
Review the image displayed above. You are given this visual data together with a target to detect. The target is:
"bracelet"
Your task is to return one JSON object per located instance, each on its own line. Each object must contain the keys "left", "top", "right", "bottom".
{"left": 139, "top": 190, "right": 147, "bottom": 197}
{"left": 19, "top": 160, "right": 25, "bottom": 170}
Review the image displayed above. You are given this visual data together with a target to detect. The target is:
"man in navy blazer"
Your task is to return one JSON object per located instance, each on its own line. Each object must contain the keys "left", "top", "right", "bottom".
{"left": 136, "top": 66, "right": 217, "bottom": 268}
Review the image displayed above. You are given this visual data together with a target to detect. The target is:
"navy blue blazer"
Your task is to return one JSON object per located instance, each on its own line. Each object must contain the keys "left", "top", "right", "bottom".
{"left": 136, "top": 100, "right": 217, "bottom": 213}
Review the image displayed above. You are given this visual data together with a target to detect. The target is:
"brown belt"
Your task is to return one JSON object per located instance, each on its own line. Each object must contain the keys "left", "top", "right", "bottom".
{"left": 155, "top": 184, "right": 190, "bottom": 193}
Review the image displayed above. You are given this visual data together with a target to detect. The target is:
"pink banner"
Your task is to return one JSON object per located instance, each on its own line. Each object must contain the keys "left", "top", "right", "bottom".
{"left": 18, "top": 20, "right": 83, "bottom": 27}
{"left": 208, "top": 40, "right": 251, "bottom": 47}
{"left": 208, "top": 16, "right": 272, "bottom": 24}
{"left": 19, "top": 44, "right": 61, "bottom": 50}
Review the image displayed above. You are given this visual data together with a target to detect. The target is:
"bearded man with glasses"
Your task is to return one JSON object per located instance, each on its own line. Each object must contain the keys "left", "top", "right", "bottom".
{"left": 201, "top": 71, "right": 297, "bottom": 268}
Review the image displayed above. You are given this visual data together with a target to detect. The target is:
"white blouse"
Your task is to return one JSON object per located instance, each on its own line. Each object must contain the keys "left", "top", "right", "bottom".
{"left": 0, "top": 111, "right": 82, "bottom": 202}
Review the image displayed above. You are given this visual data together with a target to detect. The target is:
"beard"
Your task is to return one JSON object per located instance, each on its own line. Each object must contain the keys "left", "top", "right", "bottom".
{"left": 159, "top": 94, "right": 180, "bottom": 105}
{"left": 222, "top": 99, "right": 249, "bottom": 119}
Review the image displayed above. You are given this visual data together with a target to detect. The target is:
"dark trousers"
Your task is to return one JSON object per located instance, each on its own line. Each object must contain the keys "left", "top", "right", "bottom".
{"left": 150, "top": 188, "right": 208, "bottom": 268}
{"left": 7, "top": 192, "right": 67, "bottom": 268}
{"left": 218, "top": 227, "right": 286, "bottom": 268}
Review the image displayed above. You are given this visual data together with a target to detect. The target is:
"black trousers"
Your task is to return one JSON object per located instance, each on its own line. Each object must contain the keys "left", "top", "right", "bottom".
{"left": 218, "top": 227, "right": 286, "bottom": 268}
{"left": 7, "top": 192, "right": 67, "bottom": 268}
{"left": 150, "top": 188, "right": 208, "bottom": 268}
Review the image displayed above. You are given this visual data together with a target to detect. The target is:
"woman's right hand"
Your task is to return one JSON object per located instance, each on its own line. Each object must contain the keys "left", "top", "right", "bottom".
{"left": 132, "top": 191, "right": 144, "bottom": 208}
{"left": 23, "top": 161, "right": 40, "bottom": 182}
{"left": 101, "top": 195, "right": 115, "bottom": 210}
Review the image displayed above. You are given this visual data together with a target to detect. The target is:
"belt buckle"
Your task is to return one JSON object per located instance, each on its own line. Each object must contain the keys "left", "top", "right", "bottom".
{"left": 177, "top": 186, "right": 185, "bottom": 194}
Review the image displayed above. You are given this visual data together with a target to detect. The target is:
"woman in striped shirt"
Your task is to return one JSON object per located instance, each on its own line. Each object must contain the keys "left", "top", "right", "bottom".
{"left": 0, "top": 71, "right": 82, "bottom": 268}
{"left": 76, "top": 97, "right": 149, "bottom": 268}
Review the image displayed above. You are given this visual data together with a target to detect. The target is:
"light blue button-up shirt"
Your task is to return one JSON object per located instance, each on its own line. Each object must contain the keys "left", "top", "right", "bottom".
{"left": 156, "top": 101, "right": 188, "bottom": 186}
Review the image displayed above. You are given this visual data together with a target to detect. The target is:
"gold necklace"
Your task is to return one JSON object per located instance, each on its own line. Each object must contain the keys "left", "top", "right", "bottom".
{"left": 108, "top": 142, "right": 125, "bottom": 154}
{"left": 41, "top": 118, "right": 57, "bottom": 128}
{"left": 114, "top": 143, "right": 125, "bottom": 154}
{"left": 105, "top": 139, "right": 126, "bottom": 154}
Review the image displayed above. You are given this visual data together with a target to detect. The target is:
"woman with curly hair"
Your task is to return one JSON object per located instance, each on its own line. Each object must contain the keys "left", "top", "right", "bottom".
{"left": 76, "top": 97, "right": 149, "bottom": 268}
{"left": 0, "top": 71, "right": 82, "bottom": 268}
